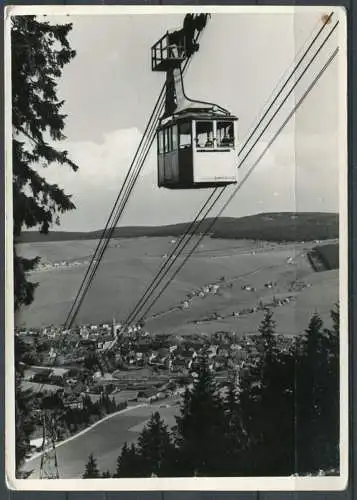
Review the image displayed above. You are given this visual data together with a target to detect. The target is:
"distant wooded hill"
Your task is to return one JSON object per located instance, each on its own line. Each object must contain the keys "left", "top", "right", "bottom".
{"left": 18, "top": 212, "right": 338, "bottom": 244}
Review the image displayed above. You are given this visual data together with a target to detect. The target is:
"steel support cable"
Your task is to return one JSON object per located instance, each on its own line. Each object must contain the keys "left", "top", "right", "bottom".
{"left": 121, "top": 187, "right": 222, "bottom": 329}
{"left": 63, "top": 25, "right": 209, "bottom": 329}
{"left": 65, "top": 73, "right": 177, "bottom": 330}
{"left": 64, "top": 117, "right": 161, "bottom": 329}
{"left": 101, "top": 189, "right": 225, "bottom": 354}
{"left": 133, "top": 48, "right": 339, "bottom": 326}
{"left": 117, "top": 20, "right": 338, "bottom": 332}
{"left": 65, "top": 99, "right": 164, "bottom": 329}
{"left": 65, "top": 71, "right": 184, "bottom": 329}
{"left": 63, "top": 88, "right": 165, "bottom": 329}
{"left": 65, "top": 120, "right": 161, "bottom": 331}
{"left": 238, "top": 11, "right": 334, "bottom": 157}
{"left": 177, "top": 12, "right": 333, "bottom": 119}
{"left": 237, "top": 18, "right": 338, "bottom": 167}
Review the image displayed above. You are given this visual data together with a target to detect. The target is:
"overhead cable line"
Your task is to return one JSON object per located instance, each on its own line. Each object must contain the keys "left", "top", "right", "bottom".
{"left": 238, "top": 11, "right": 333, "bottom": 156}
{"left": 63, "top": 91, "right": 164, "bottom": 329}
{"left": 64, "top": 99, "right": 164, "bottom": 329}
{"left": 133, "top": 48, "right": 339, "bottom": 326}
{"left": 116, "top": 18, "right": 338, "bottom": 332}
{"left": 121, "top": 187, "right": 223, "bottom": 328}
{"left": 237, "top": 17, "right": 338, "bottom": 166}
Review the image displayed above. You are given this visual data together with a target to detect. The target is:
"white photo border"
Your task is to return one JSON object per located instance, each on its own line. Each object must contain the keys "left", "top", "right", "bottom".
{"left": 4, "top": 4, "right": 349, "bottom": 492}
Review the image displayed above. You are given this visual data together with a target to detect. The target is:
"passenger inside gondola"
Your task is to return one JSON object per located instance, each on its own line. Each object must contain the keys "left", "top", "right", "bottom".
{"left": 196, "top": 121, "right": 214, "bottom": 148}
{"left": 221, "top": 135, "right": 231, "bottom": 146}
{"left": 205, "top": 137, "right": 214, "bottom": 147}
{"left": 217, "top": 122, "right": 234, "bottom": 147}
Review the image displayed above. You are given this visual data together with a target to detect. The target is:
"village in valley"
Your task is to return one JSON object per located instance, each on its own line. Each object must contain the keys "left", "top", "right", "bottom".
{"left": 17, "top": 276, "right": 297, "bottom": 455}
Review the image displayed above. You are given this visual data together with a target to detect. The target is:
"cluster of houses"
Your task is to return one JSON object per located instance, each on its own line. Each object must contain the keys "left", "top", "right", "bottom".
{"left": 194, "top": 291, "right": 297, "bottom": 326}
{"left": 20, "top": 323, "right": 293, "bottom": 402}
{"left": 31, "top": 259, "right": 87, "bottom": 273}
{"left": 179, "top": 281, "right": 222, "bottom": 310}
{"left": 288, "top": 279, "right": 311, "bottom": 292}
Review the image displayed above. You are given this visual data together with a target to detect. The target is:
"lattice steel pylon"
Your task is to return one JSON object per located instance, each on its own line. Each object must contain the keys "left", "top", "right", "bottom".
{"left": 39, "top": 411, "right": 59, "bottom": 479}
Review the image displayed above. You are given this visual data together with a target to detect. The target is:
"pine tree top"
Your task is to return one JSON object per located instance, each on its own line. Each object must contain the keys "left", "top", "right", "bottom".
{"left": 82, "top": 453, "right": 100, "bottom": 479}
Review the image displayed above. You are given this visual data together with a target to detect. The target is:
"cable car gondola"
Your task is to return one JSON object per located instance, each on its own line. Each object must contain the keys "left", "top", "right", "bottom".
{"left": 151, "top": 26, "right": 238, "bottom": 190}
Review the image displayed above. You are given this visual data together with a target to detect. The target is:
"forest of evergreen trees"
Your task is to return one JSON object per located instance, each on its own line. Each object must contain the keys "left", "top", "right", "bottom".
{"left": 83, "top": 306, "right": 340, "bottom": 478}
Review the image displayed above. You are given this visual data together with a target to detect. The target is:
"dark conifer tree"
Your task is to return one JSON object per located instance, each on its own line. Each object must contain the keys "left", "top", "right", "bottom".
{"left": 327, "top": 302, "right": 340, "bottom": 354}
{"left": 82, "top": 394, "right": 93, "bottom": 412}
{"left": 115, "top": 442, "right": 128, "bottom": 477}
{"left": 12, "top": 15, "right": 78, "bottom": 309}
{"left": 111, "top": 397, "right": 117, "bottom": 411}
{"left": 296, "top": 309, "right": 340, "bottom": 473}
{"left": 257, "top": 308, "right": 277, "bottom": 363}
{"left": 295, "top": 313, "right": 325, "bottom": 472}
{"left": 82, "top": 453, "right": 100, "bottom": 478}
{"left": 136, "top": 412, "right": 174, "bottom": 477}
{"left": 175, "top": 356, "right": 227, "bottom": 476}
{"left": 239, "top": 310, "right": 296, "bottom": 475}
{"left": 322, "top": 303, "right": 340, "bottom": 472}
{"left": 11, "top": 15, "right": 78, "bottom": 472}
{"left": 222, "top": 379, "right": 248, "bottom": 475}
{"left": 115, "top": 442, "right": 142, "bottom": 478}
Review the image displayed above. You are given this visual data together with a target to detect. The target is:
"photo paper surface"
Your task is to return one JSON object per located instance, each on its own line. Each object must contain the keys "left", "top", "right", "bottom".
{"left": 4, "top": 4, "right": 348, "bottom": 491}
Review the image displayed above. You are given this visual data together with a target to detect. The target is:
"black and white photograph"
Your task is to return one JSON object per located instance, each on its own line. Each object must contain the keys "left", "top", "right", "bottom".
{"left": 5, "top": 5, "right": 348, "bottom": 491}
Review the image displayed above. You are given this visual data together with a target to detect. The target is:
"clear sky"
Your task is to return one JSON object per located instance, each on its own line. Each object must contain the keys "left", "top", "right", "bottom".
{"left": 36, "top": 8, "right": 342, "bottom": 232}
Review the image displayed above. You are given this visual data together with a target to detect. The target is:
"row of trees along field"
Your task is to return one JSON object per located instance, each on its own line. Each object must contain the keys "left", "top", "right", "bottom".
{"left": 83, "top": 307, "right": 340, "bottom": 478}
{"left": 48, "top": 393, "right": 128, "bottom": 441}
